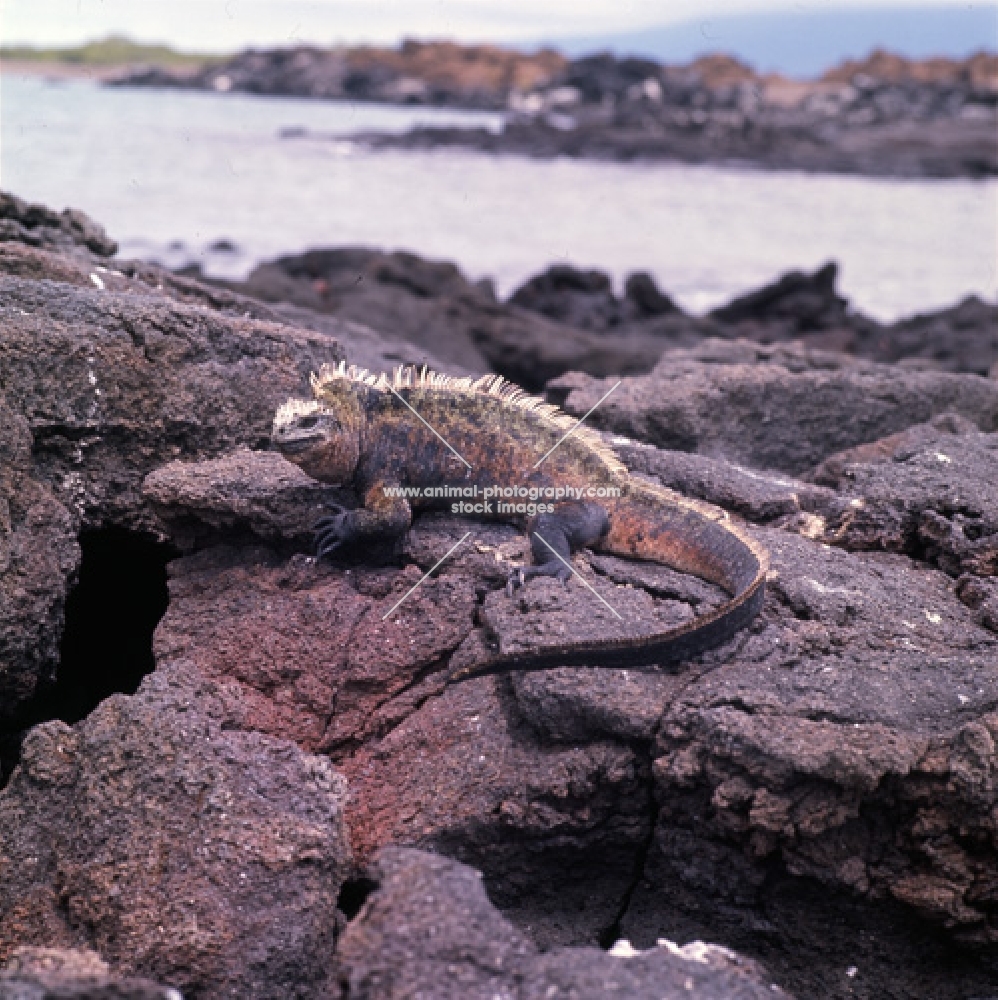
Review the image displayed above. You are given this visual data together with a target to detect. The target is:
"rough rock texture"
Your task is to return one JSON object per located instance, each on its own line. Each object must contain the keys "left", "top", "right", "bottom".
{"left": 142, "top": 448, "right": 349, "bottom": 550}
{"left": 224, "top": 247, "right": 674, "bottom": 390}
{"left": 5, "top": 199, "right": 998, "bottom": 1000}
{"left": 616, "top": 529, "right": 998, "bottom": 997}
{"left": 0, "top": 237, "right": 342, "bottom": 722}
{"left": 0, "top": 663, "right": 351, "bottom": 999}
{"left": 0, "top": 948, "right": 180, "bottom": 1000}
{"left": 551, "top": 339, "right": 998, "bottom": 472}
{"left": 0, "top": 192, "right": 118, "bottom": 257}
{"left": 0, "top": 397, "right": 79, "bottom": 735}
{"left": 0, "top": 237, "right": 457, "bottom": 378}
{"left": 139, "top": 445, "right": 997, "bottom": 998}
{"left": 808, "top": 417, "right": 998, "bottom": 577}
{"left": 333, "top": 848, "right": 788, "bottom": 999}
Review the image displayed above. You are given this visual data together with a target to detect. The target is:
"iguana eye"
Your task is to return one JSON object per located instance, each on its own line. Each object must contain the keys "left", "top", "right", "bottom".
{"left": 298, "top": 416, "right": 319, "bottom": 430}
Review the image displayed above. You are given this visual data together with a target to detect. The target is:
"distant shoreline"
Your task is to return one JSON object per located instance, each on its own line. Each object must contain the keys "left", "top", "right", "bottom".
{"left": 0, "top": 59, "right": 126, "bottom": 80}
{"left": 6, "top": 41, "right": 996, "bottom": 178}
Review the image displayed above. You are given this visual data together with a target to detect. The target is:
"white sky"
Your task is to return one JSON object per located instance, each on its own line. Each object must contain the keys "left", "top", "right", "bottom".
{"left": 1, "top": 0, "right": 991, "bottom": 52}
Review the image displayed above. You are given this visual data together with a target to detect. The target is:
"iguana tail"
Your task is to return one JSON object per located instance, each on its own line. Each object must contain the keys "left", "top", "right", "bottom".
{"left": 455, "top": 480, "right": 768, "bottom": 678}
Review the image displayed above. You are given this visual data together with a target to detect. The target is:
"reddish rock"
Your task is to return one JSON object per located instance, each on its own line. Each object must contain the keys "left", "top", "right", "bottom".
{"left": 0, "top": 237, "right": 343, "bottom": 722}
{"left": 0, "top": 664, "right": 351, "bottom": 999}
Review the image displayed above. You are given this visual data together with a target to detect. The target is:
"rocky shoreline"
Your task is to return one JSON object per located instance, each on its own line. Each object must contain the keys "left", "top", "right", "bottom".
{"left": 107, "top": 44, "right": 998, "bottom": 177}
{"left": 1, "top": 192, "right": 997, "bottom": 999}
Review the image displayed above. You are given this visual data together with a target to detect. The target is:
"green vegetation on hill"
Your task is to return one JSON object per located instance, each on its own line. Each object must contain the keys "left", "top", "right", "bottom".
{"left": 0, "top": 35, "right": 219, "bottom": 67}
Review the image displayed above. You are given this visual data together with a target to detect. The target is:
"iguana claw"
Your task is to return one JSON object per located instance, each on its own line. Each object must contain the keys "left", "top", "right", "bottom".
{"left": 314, "top": 510, "right": 353, "bottom": 560}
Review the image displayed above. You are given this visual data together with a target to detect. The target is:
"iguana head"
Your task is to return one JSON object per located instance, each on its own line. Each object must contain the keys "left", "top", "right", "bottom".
{"left": 272, "top": 394, "right": 362, "bottom": 484}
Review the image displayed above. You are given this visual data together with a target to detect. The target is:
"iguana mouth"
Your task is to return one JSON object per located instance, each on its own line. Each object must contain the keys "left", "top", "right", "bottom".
{"left": 276, "top": 435, "right": 322, "bottom": 453}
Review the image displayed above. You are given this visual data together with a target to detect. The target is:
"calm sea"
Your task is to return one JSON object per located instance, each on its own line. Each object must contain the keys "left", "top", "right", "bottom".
{"left": 2, "top": 73, "right": 996, "bottom": 320}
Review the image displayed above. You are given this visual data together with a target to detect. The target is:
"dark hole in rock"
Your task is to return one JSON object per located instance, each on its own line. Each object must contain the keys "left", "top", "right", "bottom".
{"left": 56, "top": 527, "right": 175, "bottom": 722}
{"left": 337, "top": 876, "right": 380, "bottom": 920}
{"left": 0, "top": 527, "right": 174, "bottom": 786}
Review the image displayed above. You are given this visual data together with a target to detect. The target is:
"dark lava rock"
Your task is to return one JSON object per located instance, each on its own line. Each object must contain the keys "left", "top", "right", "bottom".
{"left": 615, "top": 438, "right": 838, "bottom": 524}
{"left": 0, "top": 193, "right": 117, "bottom": 257}
{"left": 140, "top": 444, "right": 998, "bottom": 998}
{"left": 710, "top": 262, "right": 846, "bottom": 327}
{"left": 142, "top": 448, "right": 349, "bottom": 551}
{"left": 226, "top": 247, "right": 673, "bottom": 389}
{"left": 807, "top": 416, "right": 998, "bottom": 577}
{"left": 0, "top": 947, "right": 179, "bottom": 999}
{"left": 0, "top": 237, "right": 342, "bottom": 725}
{"left": 370, "top": 51, "right": 998, "bottom": 178}
{"left": 219, "top": 243, "right": 995, "bottom": 383}
{"left": 0, "top": 663, "right": 351, "bottom": 999}
{"left": 551, "top": 339, "right": 998, "bottom": 472}
{"left": 0, "top": 228, "right": 470, "bottom": 378}
{"left": 0, "top": 397, "right": 78, "bottom": 743}
{"left": 618, "top": 526, "right": 998, "bottom": 997}
{"left": 706, "top": 261, "right": 882, "bottom": 354}
{"left": 625, "top": 270, "right": 680, "bottom": 317}
{"left": 510, "top": 263, "right": 617, "bottom": 330}
{"left": 333, "top": 847, "right": 788, "bottom": 999}
{"left": 701, "top": 264, "right": 998, "bottom": 378}
{"left": 707, "top": 263, "right": 998, "bottom": 376}
{"left": 872, "top": 294, "right": 998, "bottom": 377}
{"left": 509, "top": 264, "right": 680, "bottom": 332}
{"left": 5, "top": 196, "right": 998, "bottom": 1000}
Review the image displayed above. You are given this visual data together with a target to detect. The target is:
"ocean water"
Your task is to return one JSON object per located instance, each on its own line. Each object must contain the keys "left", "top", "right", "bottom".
{"left": 2, "top": 73, "right": 996, "bottom": 320}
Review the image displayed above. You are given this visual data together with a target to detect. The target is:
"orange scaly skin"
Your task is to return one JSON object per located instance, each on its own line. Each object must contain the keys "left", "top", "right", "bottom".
{"left": 272, "top": 363, "right": 769, "bottom": 679}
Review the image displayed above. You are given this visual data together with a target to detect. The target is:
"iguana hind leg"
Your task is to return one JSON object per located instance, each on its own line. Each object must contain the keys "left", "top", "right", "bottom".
{"left": 509, "top": 501, "right": 609, "bottom": 593}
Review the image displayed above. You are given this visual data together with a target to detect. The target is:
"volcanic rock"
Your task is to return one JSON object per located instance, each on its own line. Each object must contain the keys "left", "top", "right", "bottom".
{"left": 228, "top": 247, "right": 674, "bottom": 389}
{"left": 333, "top": 847, "right": 788, "bottom": 999}
{"left": 111, "top": 41, "right": 565, "bottom": 110}
{"left": 142, "top": 448, "right": 349, "bottom": 551}
{"left": 370, "top": 49, "right": 998, "bottom": 178}
{"left": 0, "top": 663, "right": 351, "bottom": 999}
{"left": 551, "top": 339, "right": 998, "bottom": 471}
{"left": 0, "top": 237, "right": 342, "bottom": 725}
{"left": 0, "top": 947, "right": 179, "bottom": 1000}
{"left": 0, "top": 192, "right": 118, "bottom": 257}
{"left": 137, "top": 439, "right": 998, "bottom": 997}
{"left": 509, "top": 264, "right": 681, "bottom": 332}
{"left": 706, "top": 261, "right": 880, "bottom": 355}
{"left": 870, "top": 294, "right": 998, "bottom": 377}
{"left": 5, "top": 196, "right": 998, "bottom": 1000}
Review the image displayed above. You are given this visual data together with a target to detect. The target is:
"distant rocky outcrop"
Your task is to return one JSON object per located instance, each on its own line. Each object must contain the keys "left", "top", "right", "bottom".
{"left": 108, "top": 42, "right": 998, "bottom": 175}
{"left": 109, "top": 39, "right": 566, "bottom": 109}
{"left": 219, "top": 248, "right": 688, "bottom": 390}
{"left": 378, "top": 47, "right": 998, "bottom": 177}
{"left": 219, "top": 251, "right": 998, "bottom": 384}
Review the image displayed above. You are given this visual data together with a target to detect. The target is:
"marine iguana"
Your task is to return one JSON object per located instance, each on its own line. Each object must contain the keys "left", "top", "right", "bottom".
{"left": 272, "top": 362, "right": 768, "bottom": 680}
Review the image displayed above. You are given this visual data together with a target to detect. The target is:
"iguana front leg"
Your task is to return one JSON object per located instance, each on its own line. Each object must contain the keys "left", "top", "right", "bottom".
{"left": 314, "top": 483, "right": 411, "bottom": 560}
{"left": 508, "top": 501, "right": 610, "bottom": 593}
